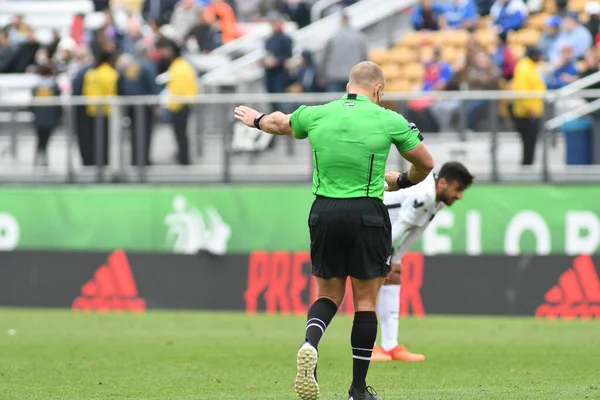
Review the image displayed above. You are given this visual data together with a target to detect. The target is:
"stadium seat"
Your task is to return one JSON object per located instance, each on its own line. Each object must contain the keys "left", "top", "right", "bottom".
{"left": 419, "top": 46, "right": 435, "bottom": 63}
{"left": 442, "top": 47, "right": 461, "bottom": 65}
{"left": 478, "top": 15, "right": 492, "bottom": 30}
{"left": 437, "top": 30, "right": 470, "bottom": 48}
{"left": 526, "top": 13, "right": 550, "bottom": 30}
{"left": 475, "top": 29, "right": 496, "bottom": 48}
{"left": 370, "top": 49, "right": 391, "bottom": 65}
{"left": 386, "top": 79, "right": 411, "bottom": 92}
{"left": 404, "top": 63, "right": 426, "bottom": 82}
{"left": 514, "top": 28, "right": 541, "bottom": 46}
{"left": 510, "top": 44, "right": 526, "bottom": 59}
{"left": 401, "top": 31, "right": 425, "bottom": 48}
{"left": 390, "top": 47, "right": 417, "bottom": 65}
{"left": 381, "top": 63, "right": 402, "bottom": 81}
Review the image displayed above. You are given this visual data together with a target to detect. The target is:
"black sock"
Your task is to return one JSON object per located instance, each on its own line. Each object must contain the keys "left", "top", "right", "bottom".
{"left": 351, "top": 311, "right": 378, "bottom": 391}
{"left": 305, "top": 297, "right": 338, "bottom": 349}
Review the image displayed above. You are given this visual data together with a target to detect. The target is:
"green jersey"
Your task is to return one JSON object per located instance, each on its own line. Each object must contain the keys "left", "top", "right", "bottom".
{"left": 289, "top": 93, "right": 422, "bottom": 200}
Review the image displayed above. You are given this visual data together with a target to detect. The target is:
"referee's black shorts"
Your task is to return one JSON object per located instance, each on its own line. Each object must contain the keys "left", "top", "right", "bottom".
{"left": 308, "top": 195, "right": 392, "bottom": 280}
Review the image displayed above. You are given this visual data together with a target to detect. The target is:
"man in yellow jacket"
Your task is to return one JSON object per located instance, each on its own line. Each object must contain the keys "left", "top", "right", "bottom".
{"left": 511, "top": 46, "right": 547, "bottom": 166}
{"left": 156, "top": 38, "right": 198, "bottom": 165}
{"left": 80, "top": 51, "right": 121, "bottom": 166}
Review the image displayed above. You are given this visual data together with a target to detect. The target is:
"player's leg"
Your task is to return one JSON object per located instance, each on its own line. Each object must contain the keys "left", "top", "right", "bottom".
{"left": 348, "top": 276, "right": 385, "bottom": 400}
{"left": 374, "top": 256, "right": 425, "bottom": 363}
{"left": 346, "top": 198, "right": 391, "bottom": 400}
{"left": 295, "top": 197, "right": 348, "bottom": 400}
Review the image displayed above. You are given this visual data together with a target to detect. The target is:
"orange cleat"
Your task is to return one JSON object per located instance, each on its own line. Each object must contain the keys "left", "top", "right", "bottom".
{"left": 370, "top": 345, "right": 393, "bottom": 362}
{"left": 385, "top": 345, "right": 426, "bottom": 362}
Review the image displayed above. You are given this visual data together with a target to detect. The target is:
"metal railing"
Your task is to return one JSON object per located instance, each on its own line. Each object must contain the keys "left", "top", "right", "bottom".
{"left": 0, "top": 89, "right": 598, "bottom": 184}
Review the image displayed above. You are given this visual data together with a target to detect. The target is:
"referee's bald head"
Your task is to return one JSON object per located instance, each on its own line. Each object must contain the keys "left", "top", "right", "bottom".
{"left": 349, "top": 61, "right": 385, "bottom": 90}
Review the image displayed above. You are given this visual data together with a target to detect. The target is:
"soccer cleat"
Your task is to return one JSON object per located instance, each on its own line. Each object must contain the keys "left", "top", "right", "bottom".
{"left": 294, "top": 341, "right": 319, "bottom": 400}
{"left": 348, "top": 385, "right": 382, "bottom": 400}
{"left": 386, "top": 345, "right": 425, "bottom": 362}
{"left": 370, "top": 346, "right": 392, "bottom": 362}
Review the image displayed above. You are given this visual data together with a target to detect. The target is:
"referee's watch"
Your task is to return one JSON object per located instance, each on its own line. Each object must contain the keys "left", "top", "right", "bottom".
{"left": 254, "top": 113, "right": 266, "bottom": 130}
{"left": 396, "top": 171, "right": 416, "bottom": 189}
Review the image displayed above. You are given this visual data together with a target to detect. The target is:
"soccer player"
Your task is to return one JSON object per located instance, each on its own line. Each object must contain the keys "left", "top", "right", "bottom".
{"left": 234, "top": 61, "right": 435, "bottom": 400}
{"left": 371, "top": 161, "right": 474, "bottom": 363}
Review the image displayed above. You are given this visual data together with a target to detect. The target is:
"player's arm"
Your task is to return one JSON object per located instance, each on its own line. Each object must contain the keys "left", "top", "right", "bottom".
{"left": 234, "top": 106, "right": 294, "bottom": 136}
{"left": 385, "top": 114, "right": 435, "bottom": 191}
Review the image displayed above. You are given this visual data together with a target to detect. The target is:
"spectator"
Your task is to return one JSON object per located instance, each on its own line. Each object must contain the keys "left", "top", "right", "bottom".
{"left": 171, "top": 0, "right": 204, "bottom": 43}
{"left": 539, "top": 16, "right": 561, "bottom": 61}
{"left": 71, "top": 14, "right": 86, "bottom": 46}
{"left": 31, "top": 65, "right": 62, "bottom": 167}
{"left": 440, "top": 0, "right": 478, "bottom": 30}
{"left": 424, "top": 47, "right": 458, "bottom": 131}
{"left": 511, "top": 46, "right": 546, "bottom": 165}
{"left": 464, "top": 51, "right": 501, "bottom": 131}
{"left": 549, "top": 12, "right": 593, "bottom": 62}
{"left": 492, "top": 32, "right": 516, "bottom": 80}
{"left": 0, "top": 30, "right": 17, "bottom": 73}
{"left": 186, "top": 10, "right": 223, "bottom": 53}
{"left": 117, "top": 44, "right": 158, "bottom": 166}
{"left": 545, "top": 44, "right": 579, "bottom": 89}
{"left": 80, "top": 51, "right": 121, "bottom": 166}
{"left": 585, "top": 1, "right": 600, "bottom": 39}
{"left": 143, "top": 0, "right": 178, "bottom": 25}
{"left": 281, "top": 0, "right": 311, "bottom": 29}
{"left": 321, "top": 12, "right": 368, "bottom": 92}
{"left": 474, "top": 0, "right": 495, "bottom": 15}
{"left": 122, "top": 17, "right": 146, "bottom": 55}
{"left": 581, "top": 48, "right": 600, "bottom": 84}
{"left": 7, "top": 15, "right": 30, "bottom": 45}
{"left": 11, "top": 28, "right": 40, "bottom": 73}
{"left": 235, "top": 0, "right": 261, "bottom": 22}
{"left": 290, "top": 50, "right": 322, "bottom": 93}
{"left": 263, "top": 12, "right": 293, "bottom": 111}
{"left": 205, "top": 0, "right": 238, "bottom": 44}
{"left": 412, "top": 0, "right": 445, "bottom": 31}
{"left": 156, "top": 38, "right": 198, "bottom": 165}
{"left": 490, "top": 0, "right": 528, "bottom": 34}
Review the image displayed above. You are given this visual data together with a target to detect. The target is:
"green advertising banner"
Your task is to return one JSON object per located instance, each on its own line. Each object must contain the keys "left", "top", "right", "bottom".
{"left": 0, "top": 185, "right": 599, "bottom": 255}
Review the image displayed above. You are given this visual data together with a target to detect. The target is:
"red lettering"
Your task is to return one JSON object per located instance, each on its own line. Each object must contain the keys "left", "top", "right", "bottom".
{"left": 400, "top": 252, "right": 425, "bottom": 317}
{"left": 290, "top": 251, "right": 310, "bottom": 315}
{"left": 265, "top": 251, "right": 291, "bottom": 315}
{"left": 244, "top": 251, "right": 270, "bottom": 314}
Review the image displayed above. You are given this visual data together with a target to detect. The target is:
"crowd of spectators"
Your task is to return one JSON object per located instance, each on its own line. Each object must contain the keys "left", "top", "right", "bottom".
{"left": 0, "top": 0, "right": 357, "bottom": 166}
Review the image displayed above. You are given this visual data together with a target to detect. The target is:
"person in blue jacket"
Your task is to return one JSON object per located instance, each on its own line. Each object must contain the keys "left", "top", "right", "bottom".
{"left": 490, "top": 0, "right": 528, "bottom": 34}
{"left": 545, "top": 44, "right": 580, "bottom": 89}
{"left": 412, "top": 0, "right": 445, "bottom": 31}
{"left": 441, "top": 0, "right": 478, "bottom": 30}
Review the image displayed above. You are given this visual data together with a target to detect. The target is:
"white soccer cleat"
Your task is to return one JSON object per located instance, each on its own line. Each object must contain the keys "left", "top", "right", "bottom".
{"left": 294, "top": 341, "right": 319, "bottom": 400}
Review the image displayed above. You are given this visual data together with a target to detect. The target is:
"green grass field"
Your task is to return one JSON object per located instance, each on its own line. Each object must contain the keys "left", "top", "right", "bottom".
{"left": 0, "top": 309, "right": 599, "bottom": 400}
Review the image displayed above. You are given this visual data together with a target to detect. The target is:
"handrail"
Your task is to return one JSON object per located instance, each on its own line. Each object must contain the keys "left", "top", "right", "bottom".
{"left": 545, "top": 99, "right": 600, "bottom": 130}
{"left": 311, "top": 0, "right": 340, "bottom": 22}
{"left": 4, "top": 89, "right": 600, "bottom": 107}
{"left": 200, "top": 0, "right": 413, "bottom": 86}
{"left": 551, "top": 69, "right": 600, "bottom": 100}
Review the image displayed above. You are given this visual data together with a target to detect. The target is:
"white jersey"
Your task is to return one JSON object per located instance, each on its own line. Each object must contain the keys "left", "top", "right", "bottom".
{"left": 383, "top": 172, "right": 445, "bottom": 262}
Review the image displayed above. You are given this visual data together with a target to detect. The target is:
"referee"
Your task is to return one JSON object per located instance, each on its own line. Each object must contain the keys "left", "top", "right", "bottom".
{"left": 234, "top": 61, "right": 434, "bottom": 400}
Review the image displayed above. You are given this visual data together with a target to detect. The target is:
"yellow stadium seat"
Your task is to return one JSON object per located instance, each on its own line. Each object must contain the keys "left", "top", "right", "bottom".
{"left": 569, "top": 0, "right": 587, "bottom": 12}
{"left": 381, "top": 63, "right": 402, "bottom": 81}
{"left": 419, "top": 46, "right": 435, "bottom": 63}
{"left": 526, "top": 13, "right": 550, "bottom": 30}
{"left": 517, "top": 28, "right": 542, "bottom": 46}
{"left": 475, "top": 29, "right": 496, "bottom": 48}
{"left": 386, "top": 80, "right": 410, "bottom": 92}
{"left": 543, "top": 0, "right": 557, "bottom": 13}
{"left": 401, "top": 31, "right": 425, "bottom": 48}
{"left": 369, "top": 49, "right": 390, "bottom": 65}
{"left": 442, "top": 47, "right": 460, "bottom": 64}
{"left": 510, "top": 44, "right": 526, "bottom": 59}
{"left": 404, "top": 63, "right": 426, "bottom": 82}
{"left": 390, "top": 47, "right": 417, "bottom": 65}
{"left": 478, "top": 15, "right": 492, "bottom": 29}
{"left": 437, "top": 29, "right": 470, "bottom": 48}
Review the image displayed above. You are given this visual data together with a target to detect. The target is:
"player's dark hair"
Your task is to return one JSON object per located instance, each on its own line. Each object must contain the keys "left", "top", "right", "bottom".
{"left": 437, "top": 162, "right": 474, "bottom": 187}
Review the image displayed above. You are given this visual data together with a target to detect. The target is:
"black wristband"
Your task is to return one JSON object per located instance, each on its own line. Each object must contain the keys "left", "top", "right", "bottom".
{"left": 396, "top": 171, "right": 416, "bottom": 189}
{"left": 254, "top": 113, "right": 266, "bottom": 130}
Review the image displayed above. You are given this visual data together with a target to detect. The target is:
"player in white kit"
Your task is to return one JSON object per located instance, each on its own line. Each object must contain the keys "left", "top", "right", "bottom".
{"left": 372, "top": 162, "right": 474, "bottom": 362}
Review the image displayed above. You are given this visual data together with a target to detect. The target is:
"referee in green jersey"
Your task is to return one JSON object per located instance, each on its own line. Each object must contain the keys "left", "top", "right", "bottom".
{"left": 234, "top": 61, "right": 434, "bottom": 400}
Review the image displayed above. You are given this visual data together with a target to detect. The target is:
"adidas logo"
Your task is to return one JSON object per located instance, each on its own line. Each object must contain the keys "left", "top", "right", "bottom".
{"left": 72, "top": 250, "right": 146, "bottom": 313}
{"left": 536, "top": 255, "right": 600, "bottom": 320}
